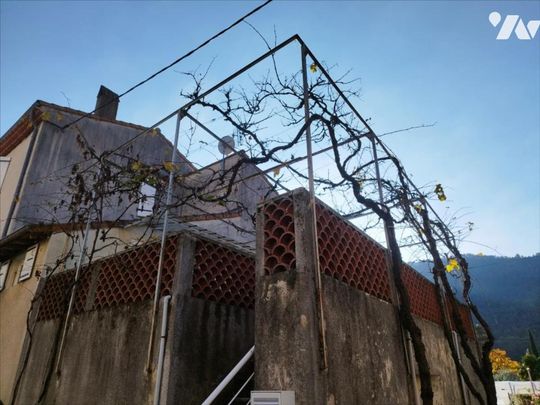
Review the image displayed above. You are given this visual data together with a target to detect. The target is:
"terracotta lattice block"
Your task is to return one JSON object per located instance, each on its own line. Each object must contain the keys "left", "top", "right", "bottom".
{"left": 316, "top": 203, "right": 392, "bottom": 301}
{"left": 402, "top": 264, "right": 444, "bottom": 326}
{"left": 72, "top": 266, "right": 93, "bottom": 315}
{"left": 37, "top": 270, "right": 75, "bottom": 321}
{"left": 191, "top": 239, "right": 256, "bottom": 309}
{"left": 92, "top": 235, "right": 178, "bottom": 310}
{"left": 447, "top": 300, "right": 476, "bottom": 339}
{"left": 263, "top": 198, "right": 296, "bottom": 274}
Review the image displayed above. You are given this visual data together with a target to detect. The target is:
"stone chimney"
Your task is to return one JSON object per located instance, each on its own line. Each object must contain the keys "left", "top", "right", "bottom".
{"left": 94, "top": 85, "right": 119, "bottom": 120}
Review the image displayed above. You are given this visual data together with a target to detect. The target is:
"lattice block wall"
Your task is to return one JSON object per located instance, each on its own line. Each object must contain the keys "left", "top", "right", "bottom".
{"left": 317, "top": 203, "right": 392, "bottom": 301}
{"left": 448, "top": 302, "right": 476, "bottom": 339}
{"left": 402, "top": 265, "right": 444, "bottom": 325}
{"left": 37, "top": 270, "right": 75, "bottom": 321}
{"left": 263, "top": 197, "right": 296, "bottom": 274}
{"left": 191, "top": 239, "right": 256, "bottom": 309}
{"left": 37, "top": 235, "right": 179, "bottom": 321}
{"left": 93, "top": 236, "right": 178, "bottom": 310}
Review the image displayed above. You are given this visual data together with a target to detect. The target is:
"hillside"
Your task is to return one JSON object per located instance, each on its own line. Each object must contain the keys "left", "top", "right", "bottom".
{"left": 411, "top": 253, "right": 540, "bottom": 359}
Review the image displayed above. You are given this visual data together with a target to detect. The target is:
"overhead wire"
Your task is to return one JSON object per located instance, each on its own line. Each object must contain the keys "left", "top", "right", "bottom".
{"left": 59, "top": 0, "right": 273, "bottom": 131}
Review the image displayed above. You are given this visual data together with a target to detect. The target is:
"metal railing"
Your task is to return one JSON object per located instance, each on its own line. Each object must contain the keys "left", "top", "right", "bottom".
{"left": 201, "top": 346, "right": 254, "bottom": 405}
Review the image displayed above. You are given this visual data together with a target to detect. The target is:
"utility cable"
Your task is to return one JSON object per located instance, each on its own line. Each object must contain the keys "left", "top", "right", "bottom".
{"left": 60, "top": 0, "right": 273, "bottom": 130}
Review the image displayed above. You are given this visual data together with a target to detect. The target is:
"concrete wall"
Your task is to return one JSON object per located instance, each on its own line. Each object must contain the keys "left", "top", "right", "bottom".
{"left": 164, "top": 235, "right": 255, "bottom": 405}
{"left": 11, "top": 233, "right": 256, "bottom": 405}
{"left": 14, "top": 302, "right": 155, "bottom": 405}
{"left": 254, "top": 189, "right": 481, "bottom": 405}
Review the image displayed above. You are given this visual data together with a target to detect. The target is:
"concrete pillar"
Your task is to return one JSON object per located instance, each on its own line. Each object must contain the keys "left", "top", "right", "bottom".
{"left": 254, "top": 189, "right": 324, "bottom": 404}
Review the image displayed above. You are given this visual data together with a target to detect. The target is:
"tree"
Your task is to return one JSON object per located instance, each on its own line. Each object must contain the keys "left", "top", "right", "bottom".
{"left": 489, "top": 348, "right": 520, "bottom": 374}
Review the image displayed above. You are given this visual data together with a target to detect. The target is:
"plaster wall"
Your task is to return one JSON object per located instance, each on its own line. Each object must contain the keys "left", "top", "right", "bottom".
{"left": 0, "top": 238, "right": 49, "bottom": 404}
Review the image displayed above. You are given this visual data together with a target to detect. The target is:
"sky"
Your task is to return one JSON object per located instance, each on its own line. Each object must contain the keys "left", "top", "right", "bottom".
{"left": 1, "top": 0, "right": 539, "bottom": 258}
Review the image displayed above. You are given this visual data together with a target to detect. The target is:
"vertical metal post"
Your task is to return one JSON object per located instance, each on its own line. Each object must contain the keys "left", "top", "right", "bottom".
{"left": 146, "top": 111, "right": 183, "bottom": 371}
{"left": 301, "top": 43, "right": 328, "bottom": 370}
{"left": 527, "top": 367, "right": 536, "bottom": 396}
{"left": 55, "top": 167, "right": 100, "bottom": 374}
{"left": 371, "top": 136, "right": 421, "bottom": 405}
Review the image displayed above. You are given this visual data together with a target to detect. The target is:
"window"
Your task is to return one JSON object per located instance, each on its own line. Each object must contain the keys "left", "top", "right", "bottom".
{"left": 19, "top": 244, "right": 38, "bottom": 282}
{"left": 0, "top": 261, "right": 9, "bottom": 291}
{"left": 0, "top": 156, "right": 10, "bottom": 189}
{"left": 136, "top": 183, "right": 156, "bottom": 217}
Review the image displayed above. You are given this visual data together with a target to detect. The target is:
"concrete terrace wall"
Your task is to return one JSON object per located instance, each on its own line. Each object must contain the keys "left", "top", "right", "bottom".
{"left": 164, "top": 236, "right": 256, "bottom": 405}
{"left": 254, "top": 189, "right": 480, "bottom": 405}
{"left": 12, "top": 232, "right": 256, "bottom": 405}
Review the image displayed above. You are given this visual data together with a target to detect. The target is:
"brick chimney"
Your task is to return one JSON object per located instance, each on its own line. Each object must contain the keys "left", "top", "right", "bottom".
{"left": 94, "top": 85, "right": 119, "bottom": 120}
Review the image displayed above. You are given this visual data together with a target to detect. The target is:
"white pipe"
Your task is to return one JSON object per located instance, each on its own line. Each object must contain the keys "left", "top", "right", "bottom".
{"left": 153, "top": 295, "right": 171, "bottom": 405}
{"left": 201, "top": 346, "right": 254, "bottom": 405}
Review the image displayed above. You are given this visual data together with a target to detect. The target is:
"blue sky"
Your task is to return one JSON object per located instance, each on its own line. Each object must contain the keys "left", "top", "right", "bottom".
{"left": 1, "top": 1, "right": 539, "bottom": 257}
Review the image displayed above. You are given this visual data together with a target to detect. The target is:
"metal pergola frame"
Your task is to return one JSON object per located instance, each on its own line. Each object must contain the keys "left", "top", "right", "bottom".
{"left": 54, "top": 34, "right": 467, "bottom": 405}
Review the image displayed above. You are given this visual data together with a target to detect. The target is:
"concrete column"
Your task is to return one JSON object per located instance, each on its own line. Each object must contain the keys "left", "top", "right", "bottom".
{"left": 162, "top": 234, "right": 196, "bottom": 405}
{"left": 254, "top": 189, "right": 324, "bottom": 404}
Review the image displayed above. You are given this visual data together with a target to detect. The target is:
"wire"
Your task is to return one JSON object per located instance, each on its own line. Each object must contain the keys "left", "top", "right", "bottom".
{"left": 60, "top": 0, "right": 273, "bottom": 131}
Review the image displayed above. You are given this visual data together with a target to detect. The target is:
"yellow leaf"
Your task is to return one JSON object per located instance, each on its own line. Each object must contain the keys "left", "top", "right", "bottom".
{"left": 150, "top": 128, "right": 159, "bottom": 136}
{"left": 163, "top": 161, "right": 176, "bottom": 172}
{"left": 131, "top": 161, "right": 141, "bottom": 171}
{"left": 435, "top": 183, "right": 447, "bottom": 202}
{"left": 273, "top": 166, "right": 281, "bottom": 177}
{"left": 41, "top": 111, "right": 51, "bottom": 121}
{"left": 414, "top": 204, "right": 423, "bottom": 213}
{"left": 310, "top": 63, "right": 317, "bottom": 73}
{"left": 445, "top": 258, "right": 459, "bottom": 272}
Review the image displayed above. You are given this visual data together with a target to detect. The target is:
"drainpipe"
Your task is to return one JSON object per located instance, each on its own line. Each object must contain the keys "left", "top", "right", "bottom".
{"left": 153, "top": 295, "right": 171, "bottom": 405}
{"left": 2, "top": 121, "right": 43, "bottom": 238}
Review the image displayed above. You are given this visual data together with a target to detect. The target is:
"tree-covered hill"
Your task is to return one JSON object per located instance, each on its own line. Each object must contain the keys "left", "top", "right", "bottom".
{"left": 411, "top": 253, "right": 540, "bottom": 359}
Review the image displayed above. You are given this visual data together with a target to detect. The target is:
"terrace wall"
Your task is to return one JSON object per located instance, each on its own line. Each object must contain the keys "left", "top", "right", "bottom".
{"left": 12, "top": 233, "right": 256, "bottom": 405}
{"left": 254, "top": 189, "right": 480, "bottom": 405}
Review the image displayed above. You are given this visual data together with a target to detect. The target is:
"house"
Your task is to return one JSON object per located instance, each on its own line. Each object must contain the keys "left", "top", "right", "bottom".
{"left": 1, "top": 88, "right": 482, "bottom": 405}
{"left": 0, "top": 87, "right": 271, "bottom": 404}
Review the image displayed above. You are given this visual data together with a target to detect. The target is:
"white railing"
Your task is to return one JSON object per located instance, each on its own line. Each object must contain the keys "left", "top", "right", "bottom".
{"left": 201, "top": 346, "right": 254, "bottom": 405}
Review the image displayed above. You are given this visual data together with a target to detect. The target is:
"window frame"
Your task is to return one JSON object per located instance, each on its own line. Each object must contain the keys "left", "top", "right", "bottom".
{"left": 19, "top": 244, "right": 38, "bottom": 282}
{"left": 136, "top": 183, "right": 156, "bottom": 217}
{"left": 0, "top": 261, "right": 9, "bottom": 291}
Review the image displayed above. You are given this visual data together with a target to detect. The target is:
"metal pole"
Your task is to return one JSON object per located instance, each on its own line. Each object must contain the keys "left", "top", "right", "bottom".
{"left": 55, "top": 167, "right": 100, "bottom": 374}
{"left": 371, "top": 137, "right": 420, "bottom": 405}
{"left": 153, "top": 295, "right": 171, "bottom": 405}
{"left": 146, "top": 111, "right": 183, "bottom": 371}
{"left": 301, "top": 43, "right": 328, "bottom": 370}
{"left": 527, "top": 367, "right": 537, "bottom": 396}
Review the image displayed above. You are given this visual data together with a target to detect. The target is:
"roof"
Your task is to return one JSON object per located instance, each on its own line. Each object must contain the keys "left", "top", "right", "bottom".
{"left": 0, "top": 100, "right": 164, "bottom": 156}
{"left": 0, "top": 220, "right": 134, "bottom": 262}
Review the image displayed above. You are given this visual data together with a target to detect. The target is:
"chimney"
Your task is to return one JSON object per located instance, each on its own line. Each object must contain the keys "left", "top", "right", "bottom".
{"left": 94, "top": 85, "right": 119, "bottom": 120}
